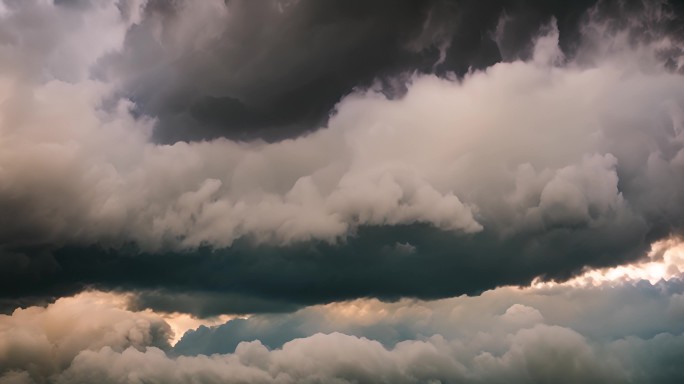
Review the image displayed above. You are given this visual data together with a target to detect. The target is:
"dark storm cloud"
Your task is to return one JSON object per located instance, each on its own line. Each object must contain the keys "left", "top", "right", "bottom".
{"left": 0, "top": 221, "right": 650, "bottom": 316}
{"left": 1, "top": 0, "right": 684, "bottom": 316}
{"left": 3, "top": 1, "right": 684, "bottom": 382}
{"left": 103, "top": 0, "right": 601, "bottom": 143}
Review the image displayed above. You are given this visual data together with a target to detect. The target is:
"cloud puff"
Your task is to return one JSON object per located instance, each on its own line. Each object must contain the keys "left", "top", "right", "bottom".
{"left": 0, "top": 291, "right": 171, "bottom": 383}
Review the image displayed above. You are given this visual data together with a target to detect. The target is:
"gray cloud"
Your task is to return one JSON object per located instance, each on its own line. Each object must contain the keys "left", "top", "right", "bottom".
{"left": 174, "top": 277, "right": 684, "bottom": 355}
{"left": 0, "top": 222, "right": 651, "bottom": 316}
{"left": 2, "top": 2, "right": 683, "bottom": 250}
{"left": 3, "top": 278, "right": 684, "bottom": 383}
{"left": 56, "top": 279, "right": 684, "bottom": 384}
{"left": 104, "top": 0, "right": 601, "bottom": 143}
{"left": 55, "top": 329, "right": 629, "bottom": 384}
{"left": 3, "top": 1, "right": 684, "bottom": 382}
{"left": 1, "top": 0, "right": 684, "bottom": 314}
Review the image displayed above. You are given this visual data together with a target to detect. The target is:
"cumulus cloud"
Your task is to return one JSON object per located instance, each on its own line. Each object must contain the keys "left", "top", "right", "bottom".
{"left": 55, "top": 328, "right": 630, "bottom": 384}
{"left": 1, "top": 0, "right": 683, "bottom": 249}
{"left": 3, "top": 273, "right": 684, "bottom": 383}
{"left": 0, "top": 291, "right": 171, "bottom": 383}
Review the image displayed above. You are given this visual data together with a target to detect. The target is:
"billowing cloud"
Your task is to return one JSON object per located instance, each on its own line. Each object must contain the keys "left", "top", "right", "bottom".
{"left": 4, "top": 0, "right": 684, "bottom": 381}
{"left": 1, "top": 0, "right": 684, "bottom": 313}
{"left": 0, "top": 291, "right": 171, "bottom": 382}
{"left": 2, "top": 272, "right": 684, "bottom": 383}
{"left": 57, "top": 329, "right": 632, "bottom": 384}
{"left": 104, "top": 0, "right": 601, "bottom": 143}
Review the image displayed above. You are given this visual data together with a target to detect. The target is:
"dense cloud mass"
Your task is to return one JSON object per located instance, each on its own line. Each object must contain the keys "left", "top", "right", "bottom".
{"left": 3, "top": 273, "right": 684, "bottom": 383}
{"left": 104, "top": 0, "right": 600, "bottom": 143}
{"left": 1, "top": 0, "right": 684, "bottom": 311}
{"left": 1, "top": 0, "right": 684, "bottom": 381}
{"left": 6, "top": 0, "right": 684, "bottom": 251}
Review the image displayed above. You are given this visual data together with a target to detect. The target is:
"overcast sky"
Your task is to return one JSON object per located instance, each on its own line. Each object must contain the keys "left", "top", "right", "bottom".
{"left": 1, "top": 0, "right": 684, "bottom": 383}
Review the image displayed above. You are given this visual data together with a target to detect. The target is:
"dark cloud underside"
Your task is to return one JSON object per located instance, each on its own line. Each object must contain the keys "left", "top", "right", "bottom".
{"left": 108, "top": 0, "right": 601, "bottom": 143}
{"left": 1, "top": 222, "right": 650, "bottom": 316}
{"left": 2, "top": 1, "right": 684, "bottom": 382}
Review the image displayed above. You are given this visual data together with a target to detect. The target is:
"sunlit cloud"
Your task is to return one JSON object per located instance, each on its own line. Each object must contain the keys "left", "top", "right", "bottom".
{"left": 161, "top": 312, "right": 242, "bottom": 345}
{"left": 534, "top": 237, "right": 684, "bottom": 288}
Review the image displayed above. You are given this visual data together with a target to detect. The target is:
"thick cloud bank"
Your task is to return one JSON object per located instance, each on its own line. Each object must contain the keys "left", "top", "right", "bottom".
{"left": 3, "top": 1, "right": 684, "bottom": 381}
{"left": 103, "top": 0, "right": 599, "bottom": 143}
{"left": 2, "top": 273, "right": 684, "bottom": 383}
{"left": 4, "top": 0, "right": 683, "bottom": 249}
{"left": 2, "top": 0, "right": 684, "bottom": 310}
{"left": 3, "top": 0, "right": 683, "bottom": 248}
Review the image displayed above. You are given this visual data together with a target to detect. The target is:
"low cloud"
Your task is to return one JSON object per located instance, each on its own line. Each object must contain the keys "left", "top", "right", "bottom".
{"left": 3, "top": 275, "right": 684, "bottom": 383}
{"left": 56, "top": 328, "right": 629, "bottom": 384}
{"left": 0, "top": 291, "right": 171, "bottom": 382}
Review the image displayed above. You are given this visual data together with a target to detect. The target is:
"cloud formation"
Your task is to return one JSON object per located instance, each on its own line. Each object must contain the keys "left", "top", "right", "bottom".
{"left": 0, "top": 291, "right": 171, "bottom": 383}
{"left": 3, "top": 273, "right": 684, "bottom": 383}
{"left": 4, "top": 1, "right": 684, "bottom": 381}
{"left": 1, "top": 0, "right": 684, "bottom": 313}
{"left": 174, "top": 240, "right": 684, "bottom": 354}
{"left": 103, "top": 0, "right": 601, "bottom": 143}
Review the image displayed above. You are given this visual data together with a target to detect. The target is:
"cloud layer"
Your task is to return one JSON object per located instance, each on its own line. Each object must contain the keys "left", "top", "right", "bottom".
{"left": 0, "top": 291, "right": 171, "bottom": 383}
{"left": 3, "top": 1, "right": 684, "bottom": 381}
{"left": 2, "top": 0, "right": 684, "bottom": 313}
{"left": 103, "top": 0, "right": 601, "bottom": 143}
{"left": 5, "top": 0, "right": 684, "bottom": 249}
{"left": 3, "top": 272, "right": 684, "bottom": 383}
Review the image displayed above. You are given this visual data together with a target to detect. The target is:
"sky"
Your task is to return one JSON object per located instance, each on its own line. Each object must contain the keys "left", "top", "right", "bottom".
{"left": 1, "top": 0, "right": 684, "bottom": 382}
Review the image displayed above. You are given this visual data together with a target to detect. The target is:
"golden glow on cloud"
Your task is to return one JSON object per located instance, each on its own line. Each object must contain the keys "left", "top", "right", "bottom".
{"left": 237, "top": 238, "right": 684, "bottom": 330}
{"left": 533, "top": 238, "right": 684, "bottom": 288}
{"left": 58, "top": 238, "right": 683, "bottom": 345}
{"left": 322, "top": 300, "right": 391, "bottom": 324}
{"left": 52, "top": 291, "right": 242, "bottom": 345}
{"left": 160, "top": 313, "right": 241, "bottom": 345}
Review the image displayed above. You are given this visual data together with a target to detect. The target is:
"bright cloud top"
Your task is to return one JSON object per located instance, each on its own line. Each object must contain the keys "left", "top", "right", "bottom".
{"left": 535, "top": 237, "right": 684, "bottom": 287}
